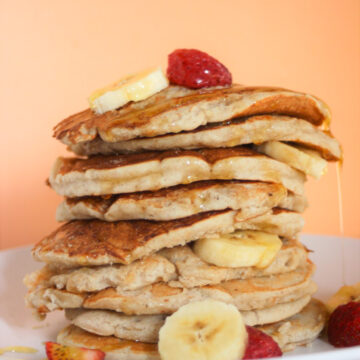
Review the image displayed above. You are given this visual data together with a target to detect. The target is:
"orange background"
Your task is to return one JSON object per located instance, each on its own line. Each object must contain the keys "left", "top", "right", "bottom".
{"left": 1, "top": 0, "right": 359, "bottom": 250}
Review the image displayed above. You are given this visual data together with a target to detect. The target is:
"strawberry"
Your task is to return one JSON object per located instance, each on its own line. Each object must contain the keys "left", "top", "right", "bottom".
{"left": 328, "top": 301, "right": 360, "bottom": 347}
{"left": 167, "top": 49, "right": 232, "bottom": 89}
{"left": 243, "top": 326, "right": 283, "bottom": 359}
{"left": 45, "top": 342, "right": 105, "bottom": 360}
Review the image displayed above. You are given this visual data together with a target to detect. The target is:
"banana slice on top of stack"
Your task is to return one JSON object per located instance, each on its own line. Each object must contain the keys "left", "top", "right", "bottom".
{"left": 89, "top": 67, "right": 169, "bottom": 114}
{"left": 25, "top": 49, "right": 342, "bottom": 359}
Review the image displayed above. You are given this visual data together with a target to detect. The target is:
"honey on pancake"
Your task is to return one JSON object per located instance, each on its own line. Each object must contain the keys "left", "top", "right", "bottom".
{"left": 336, "top": 161, "right": 345, "bottom": 285}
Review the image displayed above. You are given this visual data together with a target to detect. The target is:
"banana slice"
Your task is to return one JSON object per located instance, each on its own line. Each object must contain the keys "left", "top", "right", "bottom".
{"left": 327, "top": 282, "right": 360, "bottom": 313}
{"left": 89, "top": 67, "right": 168, "bottom": 114}
{"left": 193, "top": 230, "right": 282, "bottom": 268}
{"left": 255, "top": 141, "right": 328, "bottom": 179}
{"left": 158, "top": 300, "right": 248, "bottom": 360}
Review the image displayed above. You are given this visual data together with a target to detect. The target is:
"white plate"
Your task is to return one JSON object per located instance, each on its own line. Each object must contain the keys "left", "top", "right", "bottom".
{"left": 0, "top": 235, "right": 359, "bottom": 359}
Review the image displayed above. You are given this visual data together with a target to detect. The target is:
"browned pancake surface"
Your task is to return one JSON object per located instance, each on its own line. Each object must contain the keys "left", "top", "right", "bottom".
{"left": 54, "top": 85, "right": 329, "bottom": 144}
{"left": 58, "top": 325, "right": 158, "bottom": 354}
{"left": 32, "top": 211, "right": 228, "bottom": 265}
{"left": 64, "top": 180, "right": 279, "bottom": 206}
{"left": 33, "top": 207, "right": 302, "bottom": 266}
{"left": 57, "top": 147, "right": 259, "bottom": 175}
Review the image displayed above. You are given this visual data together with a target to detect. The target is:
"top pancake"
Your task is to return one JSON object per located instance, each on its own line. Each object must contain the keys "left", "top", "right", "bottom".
{"left": 54, "top": 85, "right": 331, "bottom": 146}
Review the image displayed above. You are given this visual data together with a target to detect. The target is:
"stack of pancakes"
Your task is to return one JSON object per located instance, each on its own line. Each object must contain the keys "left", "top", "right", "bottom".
{"left": 25, "top": 85, "right": 341, "bottom": 357}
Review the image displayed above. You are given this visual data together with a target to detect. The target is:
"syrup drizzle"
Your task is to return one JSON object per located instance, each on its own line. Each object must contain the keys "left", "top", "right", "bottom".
{"left": 336, "top": 162, "right": 345, "bottom": 285}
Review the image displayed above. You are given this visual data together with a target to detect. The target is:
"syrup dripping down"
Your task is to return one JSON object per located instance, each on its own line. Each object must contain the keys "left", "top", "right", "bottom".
{"left": 336, "top": 162, "right": 345, "bottom": 285}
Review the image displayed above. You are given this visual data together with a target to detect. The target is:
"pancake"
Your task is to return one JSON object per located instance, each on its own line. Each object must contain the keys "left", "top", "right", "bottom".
{"left": 65, "top": 310, "right": 166, "bottom": 343}
{"left": 234, "top": 208, "right": 304, "bottom": 237}
{"left": 32, "top": 208, "right": 304, "bottom": 267}
{"left": 25, "top": 287, "right": 86, "bottom": 315}
{"left": 65, "top": 295, "right": 311, "bottom": 340}
{"left": 160, "top": 238, "right": 308, "bottom": 288}
{"left": 217, "top": 262, "right": 315, "bottom": 311}
{"left": 56, "top": 181, "right": 287, "bottom": 222}
{"left": 26, "top": 253, "right": 177, "bottom": 293}
{"left": 279, "top": 191, "right": 308, "bottom": 212}
{"left": 49, "top": 147, "right": 306, "bottom": 197}
{"left": 71, "top": 115, "right": 340, "bottom": 160}
{"left": 27, "top": 238, "right": 307, "bottom": 295}
{"left": 25, "top": 262, "right": 316, "bottom": 316}
{"left": 54, "top": 85, "right": 331, "bottom": 146}
{"left": 58, "top": 325, "right": 160, "bottom": 360}
{"left": 57, "top": 299, "right": 326, "bottom": 357}
{"left": 258, "top": 298, "right": 328, "bottom": 352}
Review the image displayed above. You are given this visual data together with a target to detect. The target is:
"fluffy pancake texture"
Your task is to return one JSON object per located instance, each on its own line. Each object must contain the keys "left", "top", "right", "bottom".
{"left": 82, "top": 266, "right": 317, "bottom": 315}
{"left": 54, "top": 85, "right": 330, "bottom": 146}
{"left": 26, "top": 238, "right": 307, "bottom": 294}
{"left": 65, "top": 295, "right": 311, "bottom": 339}
{"left": 25, "top": 261, "right": 316, "bottom": 316}
{"left": 32, "top": 208, "right": 303, "bottom": 267}
{"left": 160, "top": 238, "right": 308, "bottom": 288}
{"left": 56, "top": 181, "right": 287, "bottom": 222}
{"left": 49, "top": 147, "right": 306, "bottom": 197}
{"left": 71, "top": 115, "right": 340, "bottom": 160}
{"left": 57, "top": 298, "right": 326, "bottom": 358}
{"left": 66, "top": 309, "right": 166, "bottom": 343}
{"left": 50, "top": 254, "right": 177, "bottom": 292}
{"left": 258, "top": 298, "right": 328, "bottom": 352}
{"left": 57, "top": 324, "right": 160, "bottom": 360}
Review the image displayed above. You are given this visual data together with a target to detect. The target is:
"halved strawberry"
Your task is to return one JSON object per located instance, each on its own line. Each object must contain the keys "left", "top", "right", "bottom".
{"left": 243, "top": 326, "right": 283, "bottom": 359}
{"left": 328, "top": 301, "right": 360, "bottom": 347}
{"left": 45, "top": 342, "right": 105, "bottom": 360}
{"left": 167, "top": 49, "right": 232, "bottom": 89}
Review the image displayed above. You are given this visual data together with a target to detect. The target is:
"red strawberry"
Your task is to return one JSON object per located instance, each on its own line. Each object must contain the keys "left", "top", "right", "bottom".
{"left": 328, "top": 301, "right": 360, "bottom": 347}
{"left": 167, "top": 49, "right": 232, "bottom": 89}
{"left": 243, "top": 326, "right": 283, "bottom": 359}
{"left": 45, "top": 342, "right": 105, "bottom": 360}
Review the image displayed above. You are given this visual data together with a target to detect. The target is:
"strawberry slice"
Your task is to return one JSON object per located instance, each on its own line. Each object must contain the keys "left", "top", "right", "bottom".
{"left": 45, "top": 342, "right": 105, "bottom": 360}
{"left": 167, "top": 49, "right": 232, "bottom": 89}
{"left": 243, "top": 326, "right": 283, "bottom": 359}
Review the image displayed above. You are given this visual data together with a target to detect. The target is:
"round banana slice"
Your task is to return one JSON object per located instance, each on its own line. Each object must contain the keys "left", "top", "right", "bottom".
{"left": 193, "top": 230, "right": 282, "bottom": 268}
{"left": 89, "top": 67, "right": 169, "bottom": 114}
{"left": 158, "top": 300, "right": 247, "bottom": 360}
